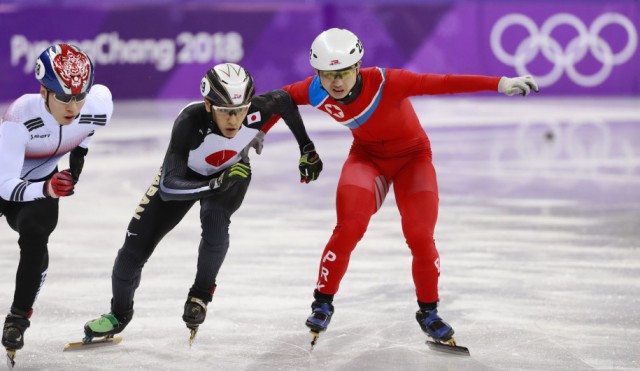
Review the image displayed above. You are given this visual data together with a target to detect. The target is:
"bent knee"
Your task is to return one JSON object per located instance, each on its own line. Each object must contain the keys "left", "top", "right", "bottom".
{"left": 334, "top": 213, "right": 370, "bottom": 242}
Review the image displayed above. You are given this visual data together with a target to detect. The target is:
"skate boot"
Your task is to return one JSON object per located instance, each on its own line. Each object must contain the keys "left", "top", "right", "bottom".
{"left": 305, "top": 300, "right": 334, "bottom": 348}
{"left": 2, "top": 313, "right": 30, "bottom": 350}
{"left": 416, "top": 307, "right": 470, "bottom": 355}
{"left": 84, "top": 311, "right": 133, "bottom": 340}
{"left": 61, "top": 311, "right": 132, "bottom": 351}
{"left": 183, "top": 296, "right": 208, "bottom": 327}
{"left": 416, "top": 308, "right": 454, "bottom": 341}
{"left": 182, "top": 297, "right": 208, "bottom": 346}
{"left": 305, "top": 301, "right": 334, "bottom": 334}
{"left": 3, "top": 312, "right": 30, "bottom": 370}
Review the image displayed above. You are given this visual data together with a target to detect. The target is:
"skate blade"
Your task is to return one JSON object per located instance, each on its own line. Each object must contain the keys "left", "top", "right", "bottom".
{"left": 188, "top": 326, "right": 199, "bottom": 347}
{"left": 63, "top": 336, "right": 122, "bottom": 352}
{"left": 426, "top": 337, "right": 470, "bottom": 356}
{"left": 309, "top": 330, "right": 320, "bottom": 351}
{"left": 6, "top": 349, "right": 16, "bottom": 371}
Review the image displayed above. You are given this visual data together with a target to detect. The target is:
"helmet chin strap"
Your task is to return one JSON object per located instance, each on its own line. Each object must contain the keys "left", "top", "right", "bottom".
{"left": 44, "top": 91, "right": 51, "bottom": 112}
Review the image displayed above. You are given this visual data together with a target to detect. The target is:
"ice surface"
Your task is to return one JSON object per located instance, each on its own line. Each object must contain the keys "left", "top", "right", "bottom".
{"left": 1, "top": 97, "right": 639, "bottom": 370}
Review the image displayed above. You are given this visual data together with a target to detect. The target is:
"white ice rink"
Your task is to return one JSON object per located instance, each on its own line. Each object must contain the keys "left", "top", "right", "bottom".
{"left": 1, "top": 97, "right": 639, "bottom": 370}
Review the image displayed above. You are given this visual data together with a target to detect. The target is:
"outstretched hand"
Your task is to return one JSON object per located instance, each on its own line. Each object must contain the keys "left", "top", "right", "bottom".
{"left": 209, "top": 163, "right": 251, "bottom": 192}
{"left": 299, "top": 142, "right": 323, "bottom": 183}
{"left": 498, "top": 75, "right": 540, "bottom": 96}
{"left": 240, "top": 131, "right": 265, "bottom": 162}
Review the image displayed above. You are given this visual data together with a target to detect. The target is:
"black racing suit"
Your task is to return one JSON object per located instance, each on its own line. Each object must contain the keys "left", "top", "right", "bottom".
{"left": 109, "top": 90, "right": 314, "bottom": 317}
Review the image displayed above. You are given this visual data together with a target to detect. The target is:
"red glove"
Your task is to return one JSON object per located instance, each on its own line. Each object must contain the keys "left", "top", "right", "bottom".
{"left": 44, "top": 170, "right": 75, "bottom": 198}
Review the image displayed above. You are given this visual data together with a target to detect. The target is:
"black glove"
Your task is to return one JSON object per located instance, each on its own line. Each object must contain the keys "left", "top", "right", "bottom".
{"left": 299, "top": 142, "right": 322, "bottom": 184}
{"left": 209, "top": 163, "right": 251, "bottom": 192}
{"left": 69, "top": 146, "right": 88, "bottom": 184}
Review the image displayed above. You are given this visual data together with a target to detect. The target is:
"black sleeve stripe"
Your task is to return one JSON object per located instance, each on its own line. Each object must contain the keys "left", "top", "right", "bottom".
{"left": 10, "top": 181, "right": 30, "bottom": 201}
{"left": 18, "top": 182, "right": 28, "bottom": 201}
{"left": 81, "top": 114, "right": 107, "bottom": 119}
{"left": 79, "top": 114, "right": 108, "bottom": 126}
{"left": 19, "top": 181, "right": 30, "bottom": 201}
{"left": 24, "top": 118, "right": 44, "bottom": 132}
{"left": 10, "top": 183, "right": 20, "bottom": 201}
{"left": 79, "top": 118, "right": 107, "bottom": 122}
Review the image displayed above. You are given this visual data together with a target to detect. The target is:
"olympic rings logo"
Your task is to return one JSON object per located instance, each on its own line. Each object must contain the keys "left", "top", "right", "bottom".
{"left": 491, "top": 13, "right": 638, "bottom": 87}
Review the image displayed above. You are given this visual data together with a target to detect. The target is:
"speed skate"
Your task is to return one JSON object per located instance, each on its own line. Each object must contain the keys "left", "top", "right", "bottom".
{"left": 63, "top": 335, "right": 122, "bottom": 351}
{"left": 426, "top": 337, "right": 470, "bottom": 356}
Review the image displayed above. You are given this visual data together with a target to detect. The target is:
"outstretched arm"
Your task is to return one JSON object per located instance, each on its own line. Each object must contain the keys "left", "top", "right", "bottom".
{"left": 258, "top": 90, "right": 323, "bottom": 183}
{"left": 266, "top": 90, "right": 314, "bottom": 148}
{"left": 497, "top": 75, "right": 540, "bottom": 96}
{"left": 386, "top": 68, "right": 539, "bottom": 97}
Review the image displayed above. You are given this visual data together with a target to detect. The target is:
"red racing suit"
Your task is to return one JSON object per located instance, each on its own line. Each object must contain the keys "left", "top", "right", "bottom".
{"left": 283, "top": 67, "right": 500, "bottom": 303}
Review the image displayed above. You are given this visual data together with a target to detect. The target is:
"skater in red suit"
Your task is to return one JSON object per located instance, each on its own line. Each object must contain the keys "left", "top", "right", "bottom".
{"left": 282, "top": 28, "right": 538, "bottom": 345}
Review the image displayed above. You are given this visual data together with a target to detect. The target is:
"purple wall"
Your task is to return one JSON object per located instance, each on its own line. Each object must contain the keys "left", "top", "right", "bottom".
{"left": 1, "top": 1, "right": 638, "bottom": 101}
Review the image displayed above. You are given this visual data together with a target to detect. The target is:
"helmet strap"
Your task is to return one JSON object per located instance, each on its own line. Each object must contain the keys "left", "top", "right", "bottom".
{"left": 44, "top": 90, "right": 51, "bottom": 112}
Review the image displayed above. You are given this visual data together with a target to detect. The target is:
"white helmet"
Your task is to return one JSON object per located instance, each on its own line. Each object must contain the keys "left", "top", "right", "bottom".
{"left": 200, "top": 63, "right": 254, "bottom": 106}
{"left": 309, "top": 28, "right": 364, "bottom": 71}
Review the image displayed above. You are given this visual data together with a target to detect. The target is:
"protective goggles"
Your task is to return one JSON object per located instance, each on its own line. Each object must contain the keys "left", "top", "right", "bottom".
{"left": 48, "top": 89, "right": 87, "bottom": 104}
{"left": 211, "top": 102, "right": 251, "bottom": 115}
{"left": 318, "top": 65, "right": 358, "bottom": 80}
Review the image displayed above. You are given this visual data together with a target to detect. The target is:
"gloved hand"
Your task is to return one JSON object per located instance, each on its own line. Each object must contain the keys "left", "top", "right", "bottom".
{"left": 69, "top": 146, "right": 88, "bottom": 184}
{"left": 498, "top": 75, "right": 540, "bottom": 96}
{"left": 240, "top": 131, "right": 265, "bottom": 162}
{"left": 209, "top": 163, "right": 251, "bottom": 192}
{"left": 44, "top": 170, "right": 75, "bottom": 198}
{"left": 299, "top": 142, "right": 322, "bottom": 184}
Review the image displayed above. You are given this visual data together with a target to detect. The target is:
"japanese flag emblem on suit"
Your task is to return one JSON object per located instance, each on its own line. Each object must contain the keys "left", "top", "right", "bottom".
{"left": 247, "top": 111, "right": 261, "bottom": 125}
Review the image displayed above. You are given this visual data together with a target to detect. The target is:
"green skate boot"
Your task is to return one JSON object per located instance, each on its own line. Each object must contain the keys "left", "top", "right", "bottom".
{"left": 84, "top": 312, "right": 132, "bottom": 340}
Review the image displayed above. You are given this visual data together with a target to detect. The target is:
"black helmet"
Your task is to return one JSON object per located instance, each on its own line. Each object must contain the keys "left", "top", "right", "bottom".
{"left": 200, "top": 63, "right": 255, "bottom": 107}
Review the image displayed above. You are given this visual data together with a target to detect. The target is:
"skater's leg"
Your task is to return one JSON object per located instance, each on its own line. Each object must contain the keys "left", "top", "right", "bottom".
{"left": 182, "top": 175, "right": 250, "bottom": 328}
{"left": 3, "top": 198, "right": 58, "bottom": 316}
{"left": 86, "top": 173, "right": 195, "bottom": 338}
{"left": 307, "top": 150, "right": 385, "bottom": 334}
{"left": 394, "top": 154, "right": 456, "bottom": 342}
{"left": 110, "top": 175, "right": 195, "bottom": 316}
{"left": 187, "top": 178, "right": 248, "bottom": 301}
{"left": 393, "top": 154, "right": 440, "bottom": 304}
{"left": 2, "top": 198, "right": 58, "bottom": 349}
{"left": 314, "top": 151, "right": 383, "bottom": 296}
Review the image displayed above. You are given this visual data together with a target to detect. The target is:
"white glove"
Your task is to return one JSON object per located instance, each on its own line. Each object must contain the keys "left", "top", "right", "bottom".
{"left": 240, "top": 131, "right": 265, "bottom": 162}
{"left": 498, "top": 75, "right": 539, "bottom": 97}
